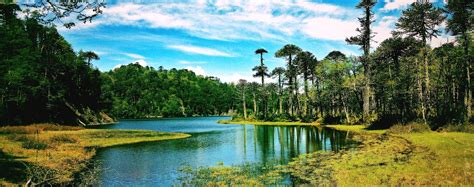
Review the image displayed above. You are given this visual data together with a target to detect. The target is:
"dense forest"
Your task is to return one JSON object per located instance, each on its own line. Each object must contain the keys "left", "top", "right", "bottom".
{"left": 102, "top": 64, "right": 237, "bottom": 118}
{"left": 0, "top": 4, "right": 238, "bottom": 125}
{"left": 0, "top": 5, "right": 111, "bottom": 126}
{"left": 1, "top": 0, "right": 473, "bottom": 130}
{"left": 236, "top": 0, "right": 473, "bottom": 129}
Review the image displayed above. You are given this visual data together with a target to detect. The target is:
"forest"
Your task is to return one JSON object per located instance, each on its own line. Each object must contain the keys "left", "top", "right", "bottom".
{"left": 234, "top": 0, "right": 474, "bottom": 130}
{"left": 0, "top": 0, "right": 473, "bottom": 186}
{"left": 0, "top": 4, "right": 238, "bottom": 125}
{"left": 1, "top": 0, "right": 473, "bottom": 131}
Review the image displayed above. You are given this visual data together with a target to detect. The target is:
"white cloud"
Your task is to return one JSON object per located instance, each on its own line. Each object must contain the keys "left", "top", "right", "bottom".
{"left": 380, "top": 0, "right": 436, "bottom": 11}
{"left": 178, "top": 60, "right": 208, "bottom": 65}
{"left": 301, "top": 17, "right": 359, "bottom": 41}
{"left": 123, "top": 53, "right": 145, "bottom": 59}
{"left": 168, "top": 45, "right": 234, "bottom": 57}
{"left": 185, "top": 66, "right": 206, "bottom": 76}
{"left": 214, "top": 72, "right": 258, "bottom": 83}
{"left": 113, "top": 59, "right": 148, "bottom": 70}
{"left": 60, "top": 1, "right": 359, "bottom": 42}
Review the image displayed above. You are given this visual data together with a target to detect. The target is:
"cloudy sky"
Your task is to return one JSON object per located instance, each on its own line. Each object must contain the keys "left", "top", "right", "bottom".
{"left": 58, "top": 0, "right": 450, "bottom": 83}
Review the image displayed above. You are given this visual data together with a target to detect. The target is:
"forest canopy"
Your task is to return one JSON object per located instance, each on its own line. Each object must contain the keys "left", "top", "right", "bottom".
{"left": 0, "top": 4, "right": 238, "bottom": 125}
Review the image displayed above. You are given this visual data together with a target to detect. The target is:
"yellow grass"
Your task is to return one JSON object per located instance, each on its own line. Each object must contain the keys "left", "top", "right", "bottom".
{"left": 0, "top": 124, "right": 190, "bottom": 185}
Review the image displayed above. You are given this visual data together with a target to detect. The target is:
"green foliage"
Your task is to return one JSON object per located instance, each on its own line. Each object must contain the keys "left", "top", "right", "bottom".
{"left": 102, "top": 65, "right": 237, "bottom": 118}
{"left": 439, "top": 124, "right": 474, "bottom": 133}
{"left": 0, "top": 6, "right": 106, "bottom": 125}
{"left": 386, "top": 123, "right": 431, "bottom": 134}
{"left": 178, "top": 161, "right": 285, "bottom": 186}
{"left": 21, "top": 138, "right": 48, "bottom": 150}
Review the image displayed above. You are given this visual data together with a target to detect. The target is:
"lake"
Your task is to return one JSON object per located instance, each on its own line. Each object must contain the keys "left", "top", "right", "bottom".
{"left": 94, "top": 116, "right": 352, "bottom": 186}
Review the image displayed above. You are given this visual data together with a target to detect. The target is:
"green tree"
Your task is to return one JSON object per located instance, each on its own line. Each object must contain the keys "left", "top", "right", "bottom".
{"left": 295, "top": 51, "right": 317, "bottom": 118}
{"left": 395, "top": 0, "right": 445, "bottom": 123}
{"left": 237, "top": 79, "right": 248, "bottom": 119}
{"left": 275, "top": 44, "right": 302, "bottom": 116}
{"left": 445, "top": 0, "right": 474, "bottom": 120}
{"left": 271, "top": 67, "right": 286, "bottom": 114}
{"left": 346, "top": 0, "right": 376, "bottom": 123}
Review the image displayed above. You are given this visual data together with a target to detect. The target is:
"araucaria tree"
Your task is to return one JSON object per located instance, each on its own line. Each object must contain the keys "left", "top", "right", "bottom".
{"left": 395, "top": 0, "right": 445, "bottom": 123}
{"left": 271, "top": 67, "right": 286, "bottom": 115}
{"left": 445, "top": 0, "right": 474, "bottom": 121}
{"left": 254, "top": 48, "right": 269, "bottom": 118}
{"left": 346, "top": 0, "right": 376, "bottom": 123}
{"left": 295, "top": 51, "right": 317, "bottom": 118}
{"left": 275, "top": 44, "right": 302, "bottom": 116}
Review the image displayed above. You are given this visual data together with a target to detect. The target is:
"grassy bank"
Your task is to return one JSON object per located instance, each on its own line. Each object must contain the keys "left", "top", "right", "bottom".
{"left": 218, "top": 119, "right": 318, "bottom": 126}
{"left": 0, "top": 124, "right": 190, "bottom": 185}
{"left": 287, "top": 125, "right": 474, "bottom": 185}
{"left": 185, "top": 122, "right": 473, "bottom": 185}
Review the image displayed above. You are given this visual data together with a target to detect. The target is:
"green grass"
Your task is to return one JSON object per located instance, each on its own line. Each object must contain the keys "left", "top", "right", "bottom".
{"left": 218, "top": 119, "right": 318, "bottom": 126}
{"left": 0, "top": 124, "right": 190, "bottom": 185}
{"left": 287, "top": 124, "right": 474, "bottom": 185}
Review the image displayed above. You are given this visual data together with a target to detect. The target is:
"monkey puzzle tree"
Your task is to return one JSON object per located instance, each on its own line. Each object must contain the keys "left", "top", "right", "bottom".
{"left": 346, "top": 0, "right": 376, "bottom": 123}
{"left": 272, "top": 67, "right": 286, "bottom": 114}
{"left": 275, "top": 44, "right": 302, "bottom": 116}
{"left": 237, "top": 79, "right": 248, "bottom": 120}
{"left": 254, "top": 48, "right": 270, "bottom": 119}
{"left": 296, "top": 51, "right": 317, "bottom": 118}
{"left": 395, "top": 0, "right": 444, "bottom": 123}
{"left": 445, "top": 0, "right": 474, "bottom": 121}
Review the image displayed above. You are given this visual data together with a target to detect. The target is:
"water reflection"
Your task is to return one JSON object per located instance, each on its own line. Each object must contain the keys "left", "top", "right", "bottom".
{"left": 95, "top": 117, "right": 351, "bottom": 186}
{"left": 251, "top": 125, "right": 349, "bottom": 164}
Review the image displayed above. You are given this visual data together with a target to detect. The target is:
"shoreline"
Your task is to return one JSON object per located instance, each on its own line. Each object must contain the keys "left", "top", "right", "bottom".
{"left": 217, "top": 119, "right": 319, "bottom": 126}
{"left": 218, "top": 120, "right": 473, "bottom": 185}
{"left": 0, "top": 124, "right": 191, "bottom": 185}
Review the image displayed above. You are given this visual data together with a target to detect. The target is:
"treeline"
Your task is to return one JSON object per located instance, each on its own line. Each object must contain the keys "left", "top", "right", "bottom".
{"left": 0, "top": 5, "right": 238, "bottom": 125}
{"left": 102, "top": 64, "right": 237, "bottom": 118}
{"left": 0, "top": 5, "right": 111, "bottom": 125}
{"left": 237, "top": 0, "right": 473, "bottom": 128}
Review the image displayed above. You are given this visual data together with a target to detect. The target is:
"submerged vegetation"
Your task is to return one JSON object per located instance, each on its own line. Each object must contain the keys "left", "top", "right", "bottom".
{"left": 179, "top": 124, "right": 474, "bottom": 186}
{"left": 0, "top": 124, "right": 189, "bottom": 185}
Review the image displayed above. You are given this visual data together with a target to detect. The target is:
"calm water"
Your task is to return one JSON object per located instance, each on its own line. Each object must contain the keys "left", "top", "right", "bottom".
{"left": 94, "top": 117, "right": 351, "bottom": 186}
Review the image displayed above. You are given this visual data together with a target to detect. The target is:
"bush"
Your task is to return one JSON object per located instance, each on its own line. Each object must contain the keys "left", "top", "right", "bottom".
{"left": 0, "top": 124, "right": 82, "bottom": 135}
{"left": 439, "top": 124, "right": 474, "bottom": 133}
{"left": 387, "top": 122, "right": 431, "bottom": 134}
{"left": 50, "top": 134, "right": 78, "bottom": 143}
{"left": 321, "top": 115, "right": 343, "bottom": 124}
{"left": 22, "top": 138, "right": 49, "bottom": 150}
{"left": 0, "top": 126, "right": 40, "bottom": 134}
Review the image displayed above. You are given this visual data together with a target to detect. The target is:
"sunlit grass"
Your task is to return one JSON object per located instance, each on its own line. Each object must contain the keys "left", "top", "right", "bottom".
{"left": 0, "top": 124, "right": 190, "bottom": 184}
{"left": 287, "top": 125, "right": 474, "bottom": 185}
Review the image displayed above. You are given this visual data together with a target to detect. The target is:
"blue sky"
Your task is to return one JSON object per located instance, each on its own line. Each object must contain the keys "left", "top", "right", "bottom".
{"left": 58, "top": 0, "right": 449, "bottom": 83}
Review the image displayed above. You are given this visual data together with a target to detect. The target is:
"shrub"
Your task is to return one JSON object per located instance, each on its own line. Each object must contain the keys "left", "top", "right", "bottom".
{"left": 50, "top": 134, "right": 78, "bottom": 143}
{"left": 22, "top": 138, "right": 49, "bottom": 150}
{"left": 0, "top": 126, "right": 40, "bottom": 134}
{"left": 321, "top": 115, "right": 343, "bottom": 124}
{"left": 439, "top": 124, "right": 474, "bottom": 133}
{"left": 387, "top": 122, "right": 431, "bottom": 134}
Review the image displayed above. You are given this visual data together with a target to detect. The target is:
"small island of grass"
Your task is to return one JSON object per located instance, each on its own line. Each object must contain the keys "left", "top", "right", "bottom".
{"left": 0, "top": 124, "right": 190, "bottom": 185}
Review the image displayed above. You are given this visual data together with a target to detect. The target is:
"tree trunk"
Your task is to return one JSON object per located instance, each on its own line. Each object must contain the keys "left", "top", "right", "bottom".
{"left": 424, "top": 48, "right": 431, "bottom": 116}
{"left": 288, "top": 54, "right": 294, "bottom": 116}
{"left": 242, "top": 91, "right": 247, "bottom": 120}
{"left": 260, "top": 53, "right": 267, "bottom": 119}
{"left": 253, "top": 93, "right": 257, "bottom": 117}
{"left": 416, "top": 58, "right": 427, "bottom": 124}
{"left": 464, "top": 33, "right": 472, "bottom": 120}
